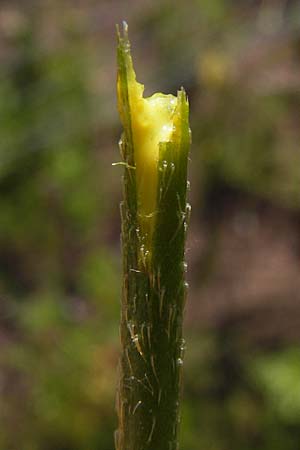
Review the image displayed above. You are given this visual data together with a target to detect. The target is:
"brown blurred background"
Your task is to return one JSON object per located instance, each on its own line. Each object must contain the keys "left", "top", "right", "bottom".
{"left": 0, "top": 0, "right": 300, "bottom": 449}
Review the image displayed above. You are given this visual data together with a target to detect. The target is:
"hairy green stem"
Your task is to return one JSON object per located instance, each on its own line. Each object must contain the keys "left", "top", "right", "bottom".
{"left": 115, "top": 23, "right": 191, "bottom": 450}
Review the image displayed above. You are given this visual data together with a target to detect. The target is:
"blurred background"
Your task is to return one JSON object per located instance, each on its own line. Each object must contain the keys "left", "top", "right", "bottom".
{"left": 0, "top": 0, "right": 300, "bottom": 449}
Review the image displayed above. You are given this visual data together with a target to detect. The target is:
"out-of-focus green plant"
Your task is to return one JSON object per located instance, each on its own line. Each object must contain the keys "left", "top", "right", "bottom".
{"left": 0, "top": 2, "right": 300, "bottom": 450}
{"left": 252, "top": 349, "right": 300, "bottom": 423}
{"left": 0, "top": 11, "right": 119, "bottom": 450}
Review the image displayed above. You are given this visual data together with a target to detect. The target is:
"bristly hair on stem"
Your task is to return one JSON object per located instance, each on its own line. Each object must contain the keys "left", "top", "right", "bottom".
{"left": 115, "top": 21, "right": 191, "bottom": 450}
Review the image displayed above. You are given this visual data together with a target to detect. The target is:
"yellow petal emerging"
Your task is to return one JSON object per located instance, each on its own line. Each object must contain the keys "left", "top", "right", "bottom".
{"left": 117, "top": 35, "right": 178, "bottom": 246}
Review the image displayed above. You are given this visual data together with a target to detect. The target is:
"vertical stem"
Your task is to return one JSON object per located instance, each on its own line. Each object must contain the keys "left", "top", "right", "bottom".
{"left": 116, "top": 23, "right": 191, "bottom": 450}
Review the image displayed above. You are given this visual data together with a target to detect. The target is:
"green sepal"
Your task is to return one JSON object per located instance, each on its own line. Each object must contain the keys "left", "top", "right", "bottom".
{"left": 116, "top": 22, "right": 191, "bottom": 450}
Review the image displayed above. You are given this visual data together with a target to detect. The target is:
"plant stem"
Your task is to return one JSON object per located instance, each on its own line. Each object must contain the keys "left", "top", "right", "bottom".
{"left": 116, "top": 22, "right": 191, "bottom": 450}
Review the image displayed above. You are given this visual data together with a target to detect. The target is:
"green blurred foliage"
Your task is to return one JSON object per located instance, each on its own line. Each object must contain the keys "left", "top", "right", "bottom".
{"left": 0, "top": 0, "right": 300, "bottom": 449}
